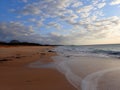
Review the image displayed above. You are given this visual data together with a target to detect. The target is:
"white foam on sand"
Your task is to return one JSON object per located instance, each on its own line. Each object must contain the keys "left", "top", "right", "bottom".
{"left": 82, "top": 67, "right": 120, "bottom": 90}
{"left": 52, "top": 55, "right": 120, "bottom": 90}
{"left": 52, "top": 56, "right": 82, "bottom": 89}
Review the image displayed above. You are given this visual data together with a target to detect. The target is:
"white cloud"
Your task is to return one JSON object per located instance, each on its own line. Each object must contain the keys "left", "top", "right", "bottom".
{"left": 0, "top": 22, "right": 64, "bottom": 44}
{"left": 0, "top": 22, "right": 34, "bottom": 41}
{"left": 48, "top": 22, "right": 62, "bottom": 30}
{"left": 110, "top": 0, "right": 120, "bottom": 5}
{"left": 36, "top": 21, "right": 43, "bottom": 27}
{"left": 21, "top": 4, "right": 41, "bottom": 15}
{"left": 80, "top": 12, "right": 91, "bottom": 18}
{"left": 14, "top": 0, "right": 105, "bottom": 26}
{"left": 92, "top": 0, "right": 99, "bottom": 5}
{"left": 4, "top": 0, "right": 120, "bottom": 45}
{"left": 97, "top": 2, "right": 106, "bottom": 8}
{"left": 63, "top": 16, "right": 120, "bottom": 44}
{"left": 77, "top": 5, "right": 93, "bottom": 13}
{"left": 28, "top": 18, "right": 36, "bottom": 22}
{"left": 1, "top": 16, "right": 120, "bottom": 45}
{"left": 71, "top": 1, "right": 83, "bottom": 8}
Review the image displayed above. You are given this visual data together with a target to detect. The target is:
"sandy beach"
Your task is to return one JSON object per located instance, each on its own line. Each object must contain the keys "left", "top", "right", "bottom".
{"left": 0, "top": 46, "right": 76, "bottom": 90}
{"left": 1, "top": 46, "right": 120, "bottom": 90}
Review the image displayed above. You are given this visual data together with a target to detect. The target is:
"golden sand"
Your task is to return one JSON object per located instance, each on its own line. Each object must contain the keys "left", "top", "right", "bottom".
{"left": 0, "top": 46, "right": 76, "bottom": 90}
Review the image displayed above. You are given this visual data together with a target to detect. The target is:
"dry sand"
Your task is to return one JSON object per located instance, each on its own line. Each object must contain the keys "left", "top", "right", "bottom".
{"left": 0, "top": 46, "right": 76, "bottom": 90}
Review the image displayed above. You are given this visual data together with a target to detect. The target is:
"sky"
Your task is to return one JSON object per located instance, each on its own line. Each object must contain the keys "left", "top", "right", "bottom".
{"left": 0, "top": 0, "right": 120, "bottom": 45}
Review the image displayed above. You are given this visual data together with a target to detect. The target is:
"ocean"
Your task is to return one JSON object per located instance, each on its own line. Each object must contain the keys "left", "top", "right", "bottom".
{"left": 53, "top": 44, "right": 120, "bottom": 90}
{"left": 54, "top": 44, "right": 120, "bottom": 59}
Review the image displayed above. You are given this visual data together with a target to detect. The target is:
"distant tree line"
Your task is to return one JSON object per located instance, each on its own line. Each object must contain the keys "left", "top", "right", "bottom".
{"left": 0, "top": 40, "right": 59, "bottom": 46}
{"left": 0, "top": 40, "right": 41, "bottom": 46}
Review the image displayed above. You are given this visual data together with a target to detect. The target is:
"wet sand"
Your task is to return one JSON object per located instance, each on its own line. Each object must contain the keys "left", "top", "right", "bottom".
{"left": 67, "top": 56, "right": 120, "bottom": 90}
{"left": 0, "top": 46, "right": 76, "bottom": 90}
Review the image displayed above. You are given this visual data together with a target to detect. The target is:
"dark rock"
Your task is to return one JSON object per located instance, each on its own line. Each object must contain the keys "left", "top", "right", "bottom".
{"left": 48, "top": 50, "right": 54, "bottom": 52}
{"left": 0, "top": 59, "right": 8, "bottom": 62}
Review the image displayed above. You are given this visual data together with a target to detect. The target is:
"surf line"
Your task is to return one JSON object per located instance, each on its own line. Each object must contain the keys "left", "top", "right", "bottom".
{"left": 81, "top": 67, "right": 120, "bottom": 90}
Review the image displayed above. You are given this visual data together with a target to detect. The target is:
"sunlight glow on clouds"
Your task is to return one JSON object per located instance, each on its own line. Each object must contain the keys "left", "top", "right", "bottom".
{"left": 110, "top": 0, "right": 120, "bottom": 5}
{"left": 0, "top": 0, "right": 120, "bottom": 45}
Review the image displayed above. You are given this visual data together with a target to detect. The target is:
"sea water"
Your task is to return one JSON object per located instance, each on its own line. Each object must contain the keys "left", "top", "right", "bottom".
{"left": 52, "top": 44, "right": 120, "bottom": 90}
{"left": 54, "top": 44, "right": 120, "bottom": 58}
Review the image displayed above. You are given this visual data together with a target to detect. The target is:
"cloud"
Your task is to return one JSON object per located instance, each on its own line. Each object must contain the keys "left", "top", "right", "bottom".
{"left": 14, "top": 0, "right": 94, "bottom": 21}
{"left": 80, "top": 12, "right": 91, "bottom": 18}
{"left": 28, "top": 18, "right": 36, "bottom": 22}
{"left": 3, "top": 0, "right": 120, "bottom": 45}
{"left": 48, "top": 22, "right": 62, "bottom": 30}
{"left": 22, "top": 0, "right": 27, "bottom": 3}
{"left": 63, "top": 16, "right": 120, "bottom": 44}
{"left": 110, "top": 0, "right": 120, "bottom": 5}
{"left": 0, "top": 22, "right": 64, "bottom": 44}
{"left": 0, "top": 22, "right": 35, "bottom": 41}
{"left": 19, "top": 4, "right": 42, "bottom": 15}
{"left": 36, "top": 21, "right": 44, "bottom": 27}
{"left": 97, "top": 2, "right": 106, "bottom": 8}
{"left": 51, "top": 16, "right": 120, "bottom": 45}
{"left": 1, "top": 16, "right": 120, "bottom": 45}
{"left": 76, "top": 5, "right": 93, "bottom": 13}
{"left": 13, "top": 0, "right": 105, "bottom": 26}
{"left": 71, "top": 1, "right": 83, "bottom": 8}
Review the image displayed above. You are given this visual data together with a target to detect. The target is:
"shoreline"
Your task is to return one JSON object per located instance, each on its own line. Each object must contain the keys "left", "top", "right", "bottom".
{"left": 0, "top": 46, "right": 76, "bottom": 90}
{"left": 53, "top": 55, "right": 120, "bottom": 90}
